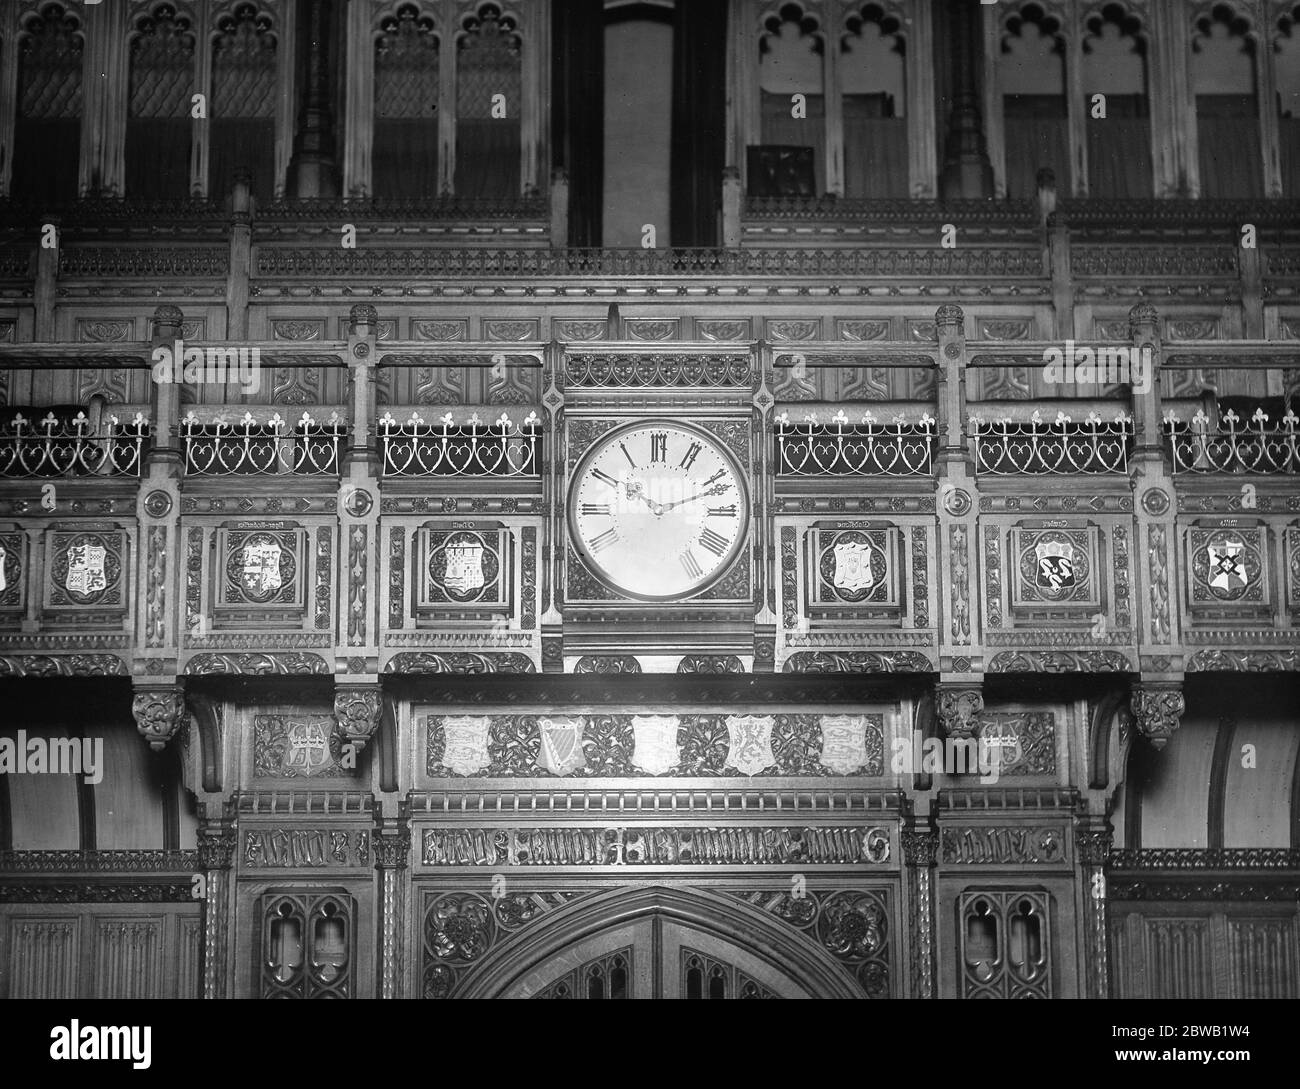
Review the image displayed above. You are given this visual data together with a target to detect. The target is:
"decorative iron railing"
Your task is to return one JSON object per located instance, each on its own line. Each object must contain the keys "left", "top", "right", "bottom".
{"left": 378, "top": 411, "right": 541, "bottom": 478}
{"left": 0, "top": 411, "right": 150, "bottom": 477}
{"left": 775, "top": 411, "right": 935, "bottom": 476}
{"left": 973, "top": 412, "right": 1133, "bottom": 475}
{"left": 181, "top": 411, "right": 346, "bottom": 476}
{"left": 1164, "top": 407, "right": 1300, "bottom": 474}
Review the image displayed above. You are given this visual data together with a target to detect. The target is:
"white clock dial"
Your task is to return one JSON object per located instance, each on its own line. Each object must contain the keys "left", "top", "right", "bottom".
{"left": 568, "top": 421, "right": 749, "bottom": 601}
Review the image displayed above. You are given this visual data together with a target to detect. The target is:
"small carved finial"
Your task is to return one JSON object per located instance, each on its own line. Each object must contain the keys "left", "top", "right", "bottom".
{"left": 1128, "top": 302, "right": 1159, "bottom": 328}
{"left": 1130, "top": 685, "right": 1184, "bottom": 751}
{"left": 936, "top": 686, "right": 983, "bottom": 741}
{"left": 132, "top": 686, "right": 186, "bottom": 752}
{"left": 349, "top": 303, "right": 379, "bottom": 335}
{"left": 151, "top": 304, "right": 184, "bottom": 337}
{"left": 334, "top": 685, "right": 382, "bottom": 752}
{"left": 935, "top": 304, "right": 964, "bottom": 333}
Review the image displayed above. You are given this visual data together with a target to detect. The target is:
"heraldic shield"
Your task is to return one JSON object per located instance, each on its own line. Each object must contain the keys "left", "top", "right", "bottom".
{"left": 537, "top": 715, "right": 586, "bottom": 776}
{"left": 1207, "top": 538, "right": 1246, "bottom": 595}
{"left": 66, "top": 542, "right": 107, "bottom": 595}
{"left": 283, "top": 720, "right": 334, "bottom": 775}
{"left": 832, "top": 539, "right": 875, "bottom": 593}
{"left": 631, "top": 715, "right": 680, "bottom": 775}
{"left": 441, "top": 715, "right": 492, "bottom": 776}
{"left": 724, "top": 715, "right": 776, "bottom": 776}
{"left": 818, "top": 714, "right": 869, "bottom": 774}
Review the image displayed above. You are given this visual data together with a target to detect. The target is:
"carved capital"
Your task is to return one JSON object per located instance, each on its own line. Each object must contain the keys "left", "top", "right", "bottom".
{"left": 131, "top": 685, "right": 186, "bottom": 752}
{"left": 374, "top": 828, "right": 411, "bottom": 869}
{"left": 334, "top": 685, "right": 382, "bottom": 751}
{"left": 1130, "top": 684, "right": 1184, "bottom": 751}
{"left": 936, "top": 685, "right": 983, "bottom": 740}
{"left": 935, "top": 304, "right": 964, "bottom": 332}
{"left": 1075, "top": 824, "right": 1114, "bottom": 867}
{"left": 197, "top": 825, "right": 238, "bottom": 870}
{"left": 901, "top": 829, "right": 938, "bottom": 868}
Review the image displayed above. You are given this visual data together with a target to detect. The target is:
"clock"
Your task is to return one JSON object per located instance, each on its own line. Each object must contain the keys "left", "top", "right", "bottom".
{"left": 568, "top": 420, "right": 749, "bottom": 601}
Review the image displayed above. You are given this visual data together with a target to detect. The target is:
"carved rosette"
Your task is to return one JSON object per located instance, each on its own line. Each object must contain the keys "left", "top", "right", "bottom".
{"left": 936, "top": 686, "right": 983, "bottom": 740}
{"left": 131, "top": 686, "right": 186, "bottom": 752}
{"left": 334, "top": 686, "right": 382, "bottom": 751}
{"left": 1130, "top": 685, "right": 1185, "bottom": 751}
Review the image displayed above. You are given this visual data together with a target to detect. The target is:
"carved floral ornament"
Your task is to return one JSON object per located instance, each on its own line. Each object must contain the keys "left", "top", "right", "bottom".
{"left": 1129, "top": 685, "right": 1185, "bottom": 751}
{"left": 131, "top": 686, "right": 186, "bottom": 752}
{"left": 936, "top": 687, "right": 983, "bottom": 740}
{"left": 333, "top": 686, "right": 382, "bottom": 751}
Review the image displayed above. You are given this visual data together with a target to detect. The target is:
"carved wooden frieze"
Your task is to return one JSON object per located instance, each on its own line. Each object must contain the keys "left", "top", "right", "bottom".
{"left": 43, "top": 525, "right": 129, "bottom": 622}
{"left": 420, "top": 825, "right": 893, "bottom": 866}
{"left": 425, "top": 712, "right": 886, "bottom": 778}
{"left": 939, "top": 825, "right": 1068, "bottom": 866}
{"left": 1286, "top": 527, "right": 1300, "bottom": 612}
{"left": 242, "top": 828, "right": 371, "bottom": 870}
{"left": 252, "top": 715, "right": 356, "bottom": 780}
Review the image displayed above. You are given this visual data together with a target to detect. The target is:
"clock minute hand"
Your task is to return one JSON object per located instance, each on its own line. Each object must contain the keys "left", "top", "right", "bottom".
{"left": 661, "top": 484, "right": 728, "bottom": 512}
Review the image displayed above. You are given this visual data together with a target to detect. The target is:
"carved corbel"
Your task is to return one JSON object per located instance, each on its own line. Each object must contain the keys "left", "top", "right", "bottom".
{"left": 936, "top": 684, "right": 983, "bottom": 740}
{"left": 334, "top": 684, "right": 382, "bottom": 751}
{"left": 132, "top": 684, "right": 187, "bottom": 752}
{"left": 1130, "top": 684, "right": 1185, "bottom": 751}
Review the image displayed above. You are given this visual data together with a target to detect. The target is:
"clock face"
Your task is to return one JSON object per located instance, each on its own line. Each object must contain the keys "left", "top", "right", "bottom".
{"left": 568, "top": 421, "right": 749, "bottom": 601}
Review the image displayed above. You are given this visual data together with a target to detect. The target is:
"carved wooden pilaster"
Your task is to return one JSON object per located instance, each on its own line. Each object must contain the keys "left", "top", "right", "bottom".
{"left": 1130, "top": 683, "right": 1185, "bottom": 751}
{"left": 902, "top": 829, "right": 937, "bottom": 999}
{"left": 935, "top": 684, "right": 983, "bottom": 741}
{"left": 287, "top": 0, "right": 338, "bottom": 197}
{"left": 374, "top": 825, "right": 411, "bottom": 999}
{"left": 1076, "top": 821, "right": 1113, "bottom": 1000}
{"left": 131, "top": 684, "right": 186, "bottom": 752}
{"left": 197, "top": 820, "right": 237, "bottom": 1000}
{"left": 334, "top": 684, "right": 382, "bottom": 751}
{"left": 938, "top": 0, "right": 993, "bottom": 200}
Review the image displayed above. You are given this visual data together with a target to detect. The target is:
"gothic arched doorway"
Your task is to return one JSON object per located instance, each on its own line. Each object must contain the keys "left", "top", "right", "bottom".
{"left": 443, "top": 886, "right": 872, "bottom": 999}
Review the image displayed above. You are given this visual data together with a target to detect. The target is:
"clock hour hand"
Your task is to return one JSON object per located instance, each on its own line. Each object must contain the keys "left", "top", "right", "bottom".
{"left": 624, "top": 478, "right": 666, "bottom": 516}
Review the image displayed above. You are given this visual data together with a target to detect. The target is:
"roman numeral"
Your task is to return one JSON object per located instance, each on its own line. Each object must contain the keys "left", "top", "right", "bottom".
{"left": 679, "top": 441, "right": 702, "bottom": 470}
{"left": 699, "top": 527, "right": 729, "bottom": 556}
{"left": 619, "top": 441, "right": 637, "bottom": 468}
{"left": 680, "top": 550, "right": 703, "bottom": 579}
{"left": 589, "top": 528, "right": 619, "bottom": 553}
{"left": 580, "top": 503, "right": 611, "bottom": 516}
{"left": 650, "top": 431, "right": 668, "bottom": 463}
{"left": 708, "top": 505, "right": 737, "bottom": 518}
{"left": 590, "top": 468, "right": 619, "bottom": 488}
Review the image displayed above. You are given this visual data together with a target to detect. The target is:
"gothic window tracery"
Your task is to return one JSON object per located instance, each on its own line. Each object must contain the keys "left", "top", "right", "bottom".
{"left": 454, "top": 3, "right": 522, "bottom": 199}
{"left": 373, "top": 2, "right": 440, "bottom": 198}
{"left": 999, "top": 2, "right": 1069, "bottom": 199}
{"left": 127, "top": 3, "right": 197, "bottom": 199}
{"left": 211, "top": 2, "right": 278, "bottom": 202}
{"left": 13, "top": 1, "right": 83, "bottom": 201}
{"left": 839, "top": 5, "right": 907, "bottom": 198}
{"left": 1082, "top": 3, "right": 1152, "bottom": 198}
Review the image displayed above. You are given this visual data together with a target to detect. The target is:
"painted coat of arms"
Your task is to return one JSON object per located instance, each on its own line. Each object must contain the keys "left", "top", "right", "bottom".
{"left": 537, "top": 715, "right": 586, "bottom": 776}
{"left": 832, "top": 539, "right": 875, "bottom": 593}
{"left": 1034, "top": 539, "right": 1076, "bottom": 591}
{"left": 441, "top": 715, "right": 492, "bottom": 776}
{"left": 241, "top": 540, "right": 283, "bottom": 595}
{"left": 65, "top": 542, "right": 107, "bottom": 595}
{"left": 818, "top": 714, "right": 869, "bottom": 774}
{"left": 444, "top": 541, "right": 486, "bottom": 594}
{"left": 1207, "top": 538, "right": 1246, "bottom": 595}
{"left": 631, "top": 715, "right": 680, "bottom": 775}
{"left": 725, "top": 715, "right": 776, "bottom": 776}
{"left": 283, "top": 719, "right": 334, "bottom": 775}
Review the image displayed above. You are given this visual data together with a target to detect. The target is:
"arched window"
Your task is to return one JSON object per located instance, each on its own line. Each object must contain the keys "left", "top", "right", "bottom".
{"left": 12, "top": 2, "right": 82, "bottom": 202}
{"left": 999, "top": 3, "right": 1069, "bottom": 200}
{"left": 455, "top": 3, "right": 522, "bottom": 199}
{"left": 373, "top": 3, "right": 440, "bottom": 198}
{"left": 840, "top": 4, "right": 906, "bottom": 198}
{"left": 127, "top": 3, "right": 196, "bottom": 200}
{"left": 757, "top": 4, "right": 825, "bottom": 196}
{"left": 1082, "top": 3, "right": 1151, "bottom": 198}
{"left": 1275, "top": 4, "right": 1300, "bottom": 196}
{"left": 210, "top": 2, "right": 277, "bottom": 203}
{"left": 1192, "top": 3, "right": 1262, "bottom": 198}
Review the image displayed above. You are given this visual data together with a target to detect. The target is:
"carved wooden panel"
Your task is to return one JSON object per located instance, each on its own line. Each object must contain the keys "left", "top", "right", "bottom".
{"left": 42, "top": 524, "right": 130, "bottom": 625}
{"left": 415, "top": 523, "right": 514, "bottom": 621}
{"left": 213, "top": 522, "right": 308, "bottom": 625}
{"left": 93, "top": 917, "right": 163, "bottom": 999}
{"left": 4, "top": 917, "right": 80, "bottom": 998}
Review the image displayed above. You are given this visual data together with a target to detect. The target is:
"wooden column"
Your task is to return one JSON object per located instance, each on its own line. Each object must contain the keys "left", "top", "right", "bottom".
{"left": 0, "top": 0, "right": 20, "bottom": 198}
{"left": 902, "top": 827, "right": 937, "bottom": 998}
{"left": 287, "top": 0, "right": 336, "bottom": 197}
{"left": 342, "top": 0, "right": 374, "bottom": 197}
{"left": 374, "top": 826, "right": 411, "bottom": 999}
{"left": 907, "top": 0, "right": 937, "bottom": 199}
{"left": 198, "top": 817, "right": 237, "bottom": 1000}
{"left": 80, "top": 0, "right": 128, "bottom": 196}
{"left": 938, "top": 0, "right": 994, "bottom": 199}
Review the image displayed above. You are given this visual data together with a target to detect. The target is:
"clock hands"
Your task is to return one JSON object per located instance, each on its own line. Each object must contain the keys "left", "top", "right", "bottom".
{"left": 658, "top": 483, "right": 731, "bottom": 512}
